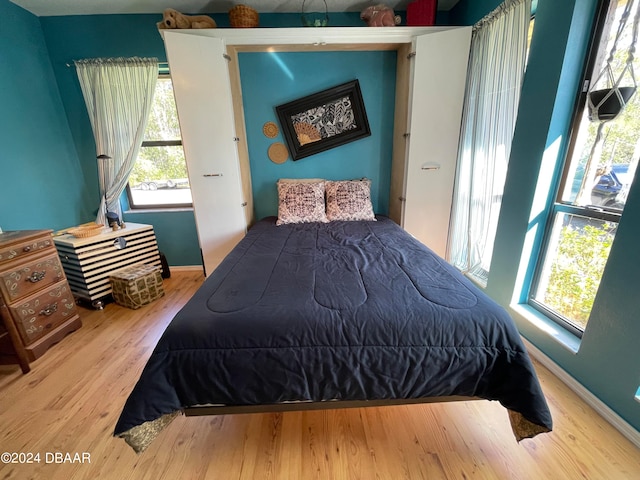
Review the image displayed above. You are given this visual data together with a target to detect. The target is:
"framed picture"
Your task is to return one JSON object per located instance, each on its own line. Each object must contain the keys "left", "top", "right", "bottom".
{"left": 276, "top": 80, "right": 371, "bottom": 161}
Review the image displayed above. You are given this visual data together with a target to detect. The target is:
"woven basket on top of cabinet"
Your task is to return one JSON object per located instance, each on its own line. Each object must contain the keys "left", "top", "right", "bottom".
{"left": 229, "top": 5, "right": 259, "bottom": 27}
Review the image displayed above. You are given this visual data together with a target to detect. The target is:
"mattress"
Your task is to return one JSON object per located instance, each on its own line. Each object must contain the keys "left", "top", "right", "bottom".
{"left": 114, "top": 216, "right": 552, "bottom": 452}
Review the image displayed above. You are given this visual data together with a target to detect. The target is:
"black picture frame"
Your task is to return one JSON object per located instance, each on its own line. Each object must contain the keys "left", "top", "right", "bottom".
{"left": 275, "top": 80, "right": 371, "bottom": 161}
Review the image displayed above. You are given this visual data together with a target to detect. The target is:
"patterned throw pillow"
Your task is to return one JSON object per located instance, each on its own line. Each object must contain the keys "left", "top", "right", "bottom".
{"left": 276, "top": 180, "right": 329, "bottom": 225}
{"left": 325, "top": 179, "right": 376, "bottom": 221}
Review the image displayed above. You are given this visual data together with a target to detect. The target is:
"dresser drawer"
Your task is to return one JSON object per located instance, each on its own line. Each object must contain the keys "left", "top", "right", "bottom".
{"left": 0, "top": 252, "right": 64, "bottom": 302}
{"left": 10, "top": 282, "right": 78, "bottom": 345}
{"left": 0, "top": 236, "right": 55, "bottom": 267}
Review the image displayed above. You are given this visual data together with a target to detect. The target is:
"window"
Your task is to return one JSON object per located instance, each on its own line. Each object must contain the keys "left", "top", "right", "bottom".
{"left": 530, "top": 0, "right": 639, "bottom": 336}
{"left": 126, "top": 75, "right": 191, "bottom": 209}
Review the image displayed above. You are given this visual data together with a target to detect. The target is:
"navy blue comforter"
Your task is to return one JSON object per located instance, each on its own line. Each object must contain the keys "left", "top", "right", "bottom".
{"left": 115, "top": 216, "right": 552, "bottom": 444}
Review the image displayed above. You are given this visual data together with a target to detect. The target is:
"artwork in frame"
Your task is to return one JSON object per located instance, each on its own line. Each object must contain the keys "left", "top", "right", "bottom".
{"left": 276, "top": 80, "right": 371, "bottom": 161}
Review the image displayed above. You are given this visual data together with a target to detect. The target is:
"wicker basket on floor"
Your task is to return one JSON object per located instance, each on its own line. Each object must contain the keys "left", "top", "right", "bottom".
{"left": 229, "top": 5, "right": 259, "bottom": 28}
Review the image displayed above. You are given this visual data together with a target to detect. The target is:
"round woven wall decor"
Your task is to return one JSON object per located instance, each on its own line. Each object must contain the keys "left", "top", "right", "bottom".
{"left": 263, "top": 121, "right": 279, "bottom": 138}
{"left": 268, "top": 142, "right": 289, "bottom": 164}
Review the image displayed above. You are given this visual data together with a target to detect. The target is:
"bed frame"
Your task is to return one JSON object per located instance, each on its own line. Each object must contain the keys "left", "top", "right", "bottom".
{"left": 183, "top": 396, "right": 481, "bottom": 417}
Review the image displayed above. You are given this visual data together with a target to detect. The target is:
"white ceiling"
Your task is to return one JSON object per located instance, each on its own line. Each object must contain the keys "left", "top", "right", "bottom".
{"left": 10, "top": 0, "right": 460, "bottom": 17}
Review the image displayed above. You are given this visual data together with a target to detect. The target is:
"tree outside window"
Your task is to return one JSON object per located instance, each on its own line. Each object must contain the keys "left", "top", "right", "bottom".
{"left": 127, "top": 76, "right": 192, "bottom": 208}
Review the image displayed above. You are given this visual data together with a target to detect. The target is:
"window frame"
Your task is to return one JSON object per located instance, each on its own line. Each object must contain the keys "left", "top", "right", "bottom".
{"left": 554, "top": 0, "right": 614, "bottom": 207}
{"left": 528, "top": 0, "right": 623, "bottom": 338}
{"left": 125, "top": 73, "right": 192, "bottom": 210}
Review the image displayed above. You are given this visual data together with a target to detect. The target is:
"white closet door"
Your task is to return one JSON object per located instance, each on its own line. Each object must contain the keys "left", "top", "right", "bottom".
{"left": 403, "top": 28, "right": 471, "bottom": 258}
{"left": 164, "top": 32, "right": 247, "bottom": 276}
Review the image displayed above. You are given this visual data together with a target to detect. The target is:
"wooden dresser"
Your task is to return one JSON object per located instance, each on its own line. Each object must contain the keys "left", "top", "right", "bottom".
{"left": 0, "top": 229, "right": 82, "bottom": 373}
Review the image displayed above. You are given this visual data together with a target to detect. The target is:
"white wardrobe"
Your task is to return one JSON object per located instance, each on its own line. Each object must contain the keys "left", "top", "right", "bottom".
{"left": 164, "top": 27, "right": 471, "bottom": 275}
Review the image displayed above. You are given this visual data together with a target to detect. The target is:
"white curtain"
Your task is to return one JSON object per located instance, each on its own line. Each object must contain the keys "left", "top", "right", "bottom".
{"left": 75, "top": 57, "right": 158, "bottom": 225}
{"left": 447, "top": 0, "right": 531, "bottom": 284}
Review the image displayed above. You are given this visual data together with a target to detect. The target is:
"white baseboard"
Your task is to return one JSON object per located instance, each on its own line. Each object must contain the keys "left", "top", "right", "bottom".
{"left": 523, "top": 338, "right": 640, "bottom": 449}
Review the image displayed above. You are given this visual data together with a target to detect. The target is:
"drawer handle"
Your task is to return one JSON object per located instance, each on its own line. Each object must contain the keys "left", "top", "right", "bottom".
{"left": 27, "top": 271, "right": 46, "bottom": 283}
{"left": 23, "top": 246, "right": 32, "bottom": 252}
{"left": 39, "top": 303, "right": 58, "bottom": 316}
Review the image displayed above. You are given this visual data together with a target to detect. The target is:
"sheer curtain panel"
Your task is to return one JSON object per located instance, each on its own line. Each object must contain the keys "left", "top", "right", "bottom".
{"left": 74, "top": 57, "right": 158, "bottom": 225}
{"left": 447, "top": 0, "right": 531, "bottom": 285}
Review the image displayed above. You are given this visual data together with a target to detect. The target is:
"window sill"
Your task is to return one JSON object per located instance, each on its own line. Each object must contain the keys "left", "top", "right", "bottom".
{"left": 124, "top": 207, "right": 194, "bottom": 214}
{"left": 509, "top": 303, "right": 581, "bottom": 354}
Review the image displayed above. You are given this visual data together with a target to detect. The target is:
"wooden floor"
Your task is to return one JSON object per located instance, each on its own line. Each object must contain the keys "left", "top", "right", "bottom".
{"left": 0, "top": 270, "right": 638, "bottom": 480}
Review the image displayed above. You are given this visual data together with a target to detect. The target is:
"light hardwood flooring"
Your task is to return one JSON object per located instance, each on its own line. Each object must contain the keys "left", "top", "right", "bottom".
{"left": 0, "top": 270, "right": 638, "bottom": 480}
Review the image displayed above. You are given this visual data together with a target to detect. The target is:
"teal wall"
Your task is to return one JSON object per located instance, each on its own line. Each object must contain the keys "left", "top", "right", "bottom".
{"left": 238, "top": 51, "right": 397, "bottom": 220}
{"left": 0, "top": 1, "right": 88, "bottom": 231}
{"left": 3, "top": 0, "right": 639, "bottom": 433}
{"left": 452, "top": 0, "right": 640, "bottom": 433}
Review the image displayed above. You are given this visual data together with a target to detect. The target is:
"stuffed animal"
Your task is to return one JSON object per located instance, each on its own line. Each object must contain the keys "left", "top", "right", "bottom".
{"left": 157, "top": 8, "right": 217, "bottom": 29}
{"left": 360, "top": 4, "right": 401, "bottom": 27}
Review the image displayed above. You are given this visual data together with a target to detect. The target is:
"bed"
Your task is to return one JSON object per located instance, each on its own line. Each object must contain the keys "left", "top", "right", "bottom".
{"left": 114, "top": 184, "right": 552, "bottom": 453}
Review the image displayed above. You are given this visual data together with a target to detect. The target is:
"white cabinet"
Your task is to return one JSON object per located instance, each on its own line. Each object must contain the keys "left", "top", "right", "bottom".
{"left": 163, "top": 26, "right": 471, "bottom": 267}
{"left": 401, "top": 28, "right": 471, "bottom": 258}
{"left": 164, "top": 34, "right": 248, "bottom": 276}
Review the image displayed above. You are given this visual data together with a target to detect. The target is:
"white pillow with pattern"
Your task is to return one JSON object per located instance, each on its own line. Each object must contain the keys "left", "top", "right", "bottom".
{"left": 325, "top": 179, "right": 376, "bottom": 221}
{"left": 276, "top": 180, "right": 329, "bottom": 225}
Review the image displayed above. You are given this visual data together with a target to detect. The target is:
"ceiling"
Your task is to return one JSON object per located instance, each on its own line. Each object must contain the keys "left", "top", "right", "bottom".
{"left": 10, "top": 0, "right": 460, "bottom": 17}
